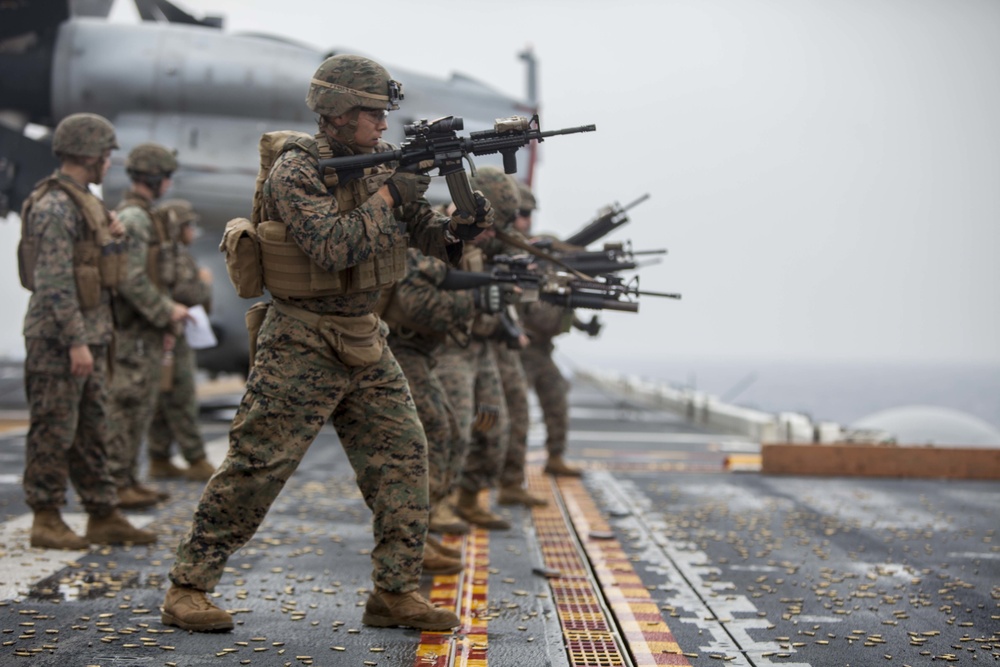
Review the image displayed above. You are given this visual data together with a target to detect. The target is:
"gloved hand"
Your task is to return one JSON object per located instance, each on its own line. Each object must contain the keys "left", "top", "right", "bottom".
{"left": 473, "top": 284, "right": 503, "bottom": 314}
{"left": 385, "top": 169, "right": 431, "bottom": 206}
{"left": 449, "top": 190, "right": 494, "bottom": 240}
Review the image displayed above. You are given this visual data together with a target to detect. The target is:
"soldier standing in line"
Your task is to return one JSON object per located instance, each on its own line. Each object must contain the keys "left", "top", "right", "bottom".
{"left": 380, "top": 246, "right": 504, "bottom": 571}
{"left": 161, "top": 54, "right": 490, "bottom": 633}
{"left": 146, "top": 199, "right": 216, "bottom": 482}
{"left": 106, "top": 143, "right": 191, "bottom": 509}
{"left": 512, "top": 182, "right": 594, "bottom": 476}
{"left": 477, "top": 172, "right": 546, "bottom": 506}
{"left": 434, "top": 166, "right": 538, "bottom": 529}
{"left": 19, "top": 113, "right": 156, "bottom": 549}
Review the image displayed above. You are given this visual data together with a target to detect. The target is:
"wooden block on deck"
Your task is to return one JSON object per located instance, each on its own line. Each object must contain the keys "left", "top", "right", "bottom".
{"left": 761, "top": 443, "right": 1000, "bottom": 479}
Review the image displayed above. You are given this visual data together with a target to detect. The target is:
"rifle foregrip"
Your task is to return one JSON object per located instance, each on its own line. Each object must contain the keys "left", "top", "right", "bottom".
{"left": 544, "top": 292, "right": 639, "bottom": 313}
{"left": 439, "top": 269, "right": 494, "bottom": 291}
{"left": 445, "top": 171, "right": 478, "bottom": 214}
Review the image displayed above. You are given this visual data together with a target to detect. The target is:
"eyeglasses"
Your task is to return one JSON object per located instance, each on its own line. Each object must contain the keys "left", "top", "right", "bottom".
{"left": 518, "top": 209, "right": 533, "bottom": 218}
{"left": 359, "top": 108, "right": 388, "bottom": 123}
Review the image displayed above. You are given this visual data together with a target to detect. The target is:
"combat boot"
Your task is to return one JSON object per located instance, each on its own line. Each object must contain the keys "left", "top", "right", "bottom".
{"left": 147, "top": 457, "right": 186, "bottom": 480}
{"left": 134, "top": 482, "right": 170, "bottom": 502}
{"left": 117, "top": 485, "right": 159, "bottom": 510}
{"left": 161, "top": 585, "right": 234, "bottom": 632}
{"left": 454, "top": 489, "right": 510, "bottom": 530}
{"left": 426, "top": 534, "right": 462, "bottom": 559}
{"left": 362, "top": 587, "right": 460, "bottom": 631}
{"left": 30, "top": 509, "right": 89, "bottom": 550}
{"left": 86, "top": 509, "right": 157, "bottom": 545}
{"left": 544, "top": 455, "right": 583, "bottom": 477}
{"left": 429, "top": 501, "right": 470, "bottom": 535}
{"left": 498, "top": 484, "right": 548, "bottom": 507}
{"left": 184, "top": 458, "right": 215, "bottom": 482}
{"left": 422, "top": 540, "right": 464, "bottom": 575}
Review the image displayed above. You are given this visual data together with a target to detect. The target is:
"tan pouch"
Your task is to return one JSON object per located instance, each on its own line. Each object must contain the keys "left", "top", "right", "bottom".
{"left": 220, "top": 217, "right": 264, "bottom": 298}
{"left": 98, "top": 240, "right": 126, "bottom": 288}
{"left": 74, "top": 265, "right": 101, "bottom": 310}
{"left": 322, "top": 313, "right": 385, "bottom": 367}
{"left": 17, "top": 238, "right": 36, "bottom": 290}
{"left": 272, "top": 301, "right": 384, "bottom": 368}
{"left": 245, "top": 302, "right": 271, "bottom": 368}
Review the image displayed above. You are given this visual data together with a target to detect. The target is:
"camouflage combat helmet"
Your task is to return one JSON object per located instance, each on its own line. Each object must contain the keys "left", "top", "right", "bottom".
{"left": 51, "top": 113, "right": 118, "bottom": 158}
{"left": 126, "top": 143, "right": 178, "bottom": 176}
{"left": 515, "top": 181, "right": 537, "bottom": 212}
{"left": 470, "top": 166, "right": 520, "bottom": 228}
{"left": 306, "top": 54, "right": 403, "bottom": 118}
{"left": 158, "top": 198, "right": 199, "bottom": 238}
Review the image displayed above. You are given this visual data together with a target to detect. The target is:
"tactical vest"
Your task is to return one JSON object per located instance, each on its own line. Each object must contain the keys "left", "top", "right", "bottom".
{"left": 117, "top": 191, "right": 178, "bottom": 290}
{"left": 252, "top": 131, "right": 406, "bottom": 299}
{"left": 18, "top": 172, "right": 125, "bottom": 309}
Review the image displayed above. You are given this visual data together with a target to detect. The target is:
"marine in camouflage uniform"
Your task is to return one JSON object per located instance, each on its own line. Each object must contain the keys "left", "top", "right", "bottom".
{"left": 163, "top": 54, "right": 492, "bottom": 634}
{"left": 106, "top": 143, "right": 190, "bottom": 509}
{"left": 475, "top": 172, "right": 546, "bottom": 506}
{"left": 512, "top": 183, "right": 587, "bottom": 477}
{"left": 19, "top": 113, "right": 156, "bottom": 549}
{"left": 381, "top": 247, "right": 501, "bottom": 566}
{"left": 146, "top": 199, "right": 216, "bottom": 482}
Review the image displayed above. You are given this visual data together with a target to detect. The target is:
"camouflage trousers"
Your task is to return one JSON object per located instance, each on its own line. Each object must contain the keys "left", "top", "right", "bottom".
{"left": 521, "top": 341, "right": 570, "bottom": 457}
{"left": 391, "top": 342, "right": 460, "bottom": 506}
{"left": 170, "top": 306, "right": 429, "bottom": 594}
{"left": 106, "top": 324, "right": 165, "bottom": 489}
{"left": 433, "top": 338, "right": 507, "bottom": 494}
{"left": 496, "top": 344, "right": 531, "bottom": 488}
{"left": 148, "top": 335, "right": 207, "bottom": 463}
{"left": 22, "top": 338, "right": 117, "bottom": 515}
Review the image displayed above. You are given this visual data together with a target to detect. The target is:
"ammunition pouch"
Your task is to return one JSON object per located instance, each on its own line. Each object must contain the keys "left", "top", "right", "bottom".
{"left": 220, "top": 217, "right": 264, "bottom": 298}
{"left": 73, "top": 240, "right": 102, "bottom": 310}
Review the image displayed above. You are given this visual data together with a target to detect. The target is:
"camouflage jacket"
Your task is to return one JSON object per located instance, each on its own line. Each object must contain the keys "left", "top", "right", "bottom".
{"left": 115, "top": 189, "right": 175, "bottom": 330}
{"left": 21, "top": 174, "right": 114, "bottom": 347}
{"left": 260, "top": 141, "right": 457, "bottom": 317}
{"left": 386, "top": 248, "right": 475, "bottom": 354}
{"left": 171, "top": 245, "right": 212, "bottom": 310}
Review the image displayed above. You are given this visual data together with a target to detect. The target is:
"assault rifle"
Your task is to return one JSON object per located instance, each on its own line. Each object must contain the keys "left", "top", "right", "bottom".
{"left": 440, "top": 255, "right": 680, "bottom": 313}
{"left": 562, "top": 193, "right": 651, "bottom": 248}
{"left": 317, "top": 114, "right": 595, "bottom": 214}
{"left": 546, "top": 241, "right": 667, "bottom": 275}
{"left": 438, "top": 255, "right": 542, "bottom": 305}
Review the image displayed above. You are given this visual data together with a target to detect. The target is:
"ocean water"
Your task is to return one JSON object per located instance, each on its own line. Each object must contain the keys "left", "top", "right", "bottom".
{"left": 563, "top": 355, "right": 1000, "bottom": 431}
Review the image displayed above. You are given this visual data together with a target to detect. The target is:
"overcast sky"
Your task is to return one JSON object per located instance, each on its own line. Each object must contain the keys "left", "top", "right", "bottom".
{"left": 2, "top": 0, "right": 997, "bottom": 368}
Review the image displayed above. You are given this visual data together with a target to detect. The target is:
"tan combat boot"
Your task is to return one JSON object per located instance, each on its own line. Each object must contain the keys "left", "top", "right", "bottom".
{"left": 422, "top": 540, "right": 464, "bottom": 575}
{"left": 184, "top": 458, "right": 215, "bottom": 482}
{"left": 429, "top": 501, "right": 470, "bottom": 535}
{"left": 147, "top": 457, "right": 186, "bottom": 480}
{"left": 86, "top": 509, "right": 157, "bottom": 545}
{"left": 497, "top": 484, "right": 548, "bottom": 507}
{"left": 362, "top": 587, "right": 460, "bottom": 631}
{"left": 454, "top": 489, "right": 510, "bottom": 530}
{"left": 117, "top": 486, "right": 159, "bottom": 510}
{"left": 30, "top": 509, "right": 89, "bottom": 550}
{"left": 425, "top": 534, "right": 462, "bottom": 559}
{"left": 161, "top": 585, "right": 234, "bottom": 632}
{"left": 134, "top": 482, "right": 170, "bottom": 502}
{"left": 544, "top": 455, "right": 583, "bottom": 477}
